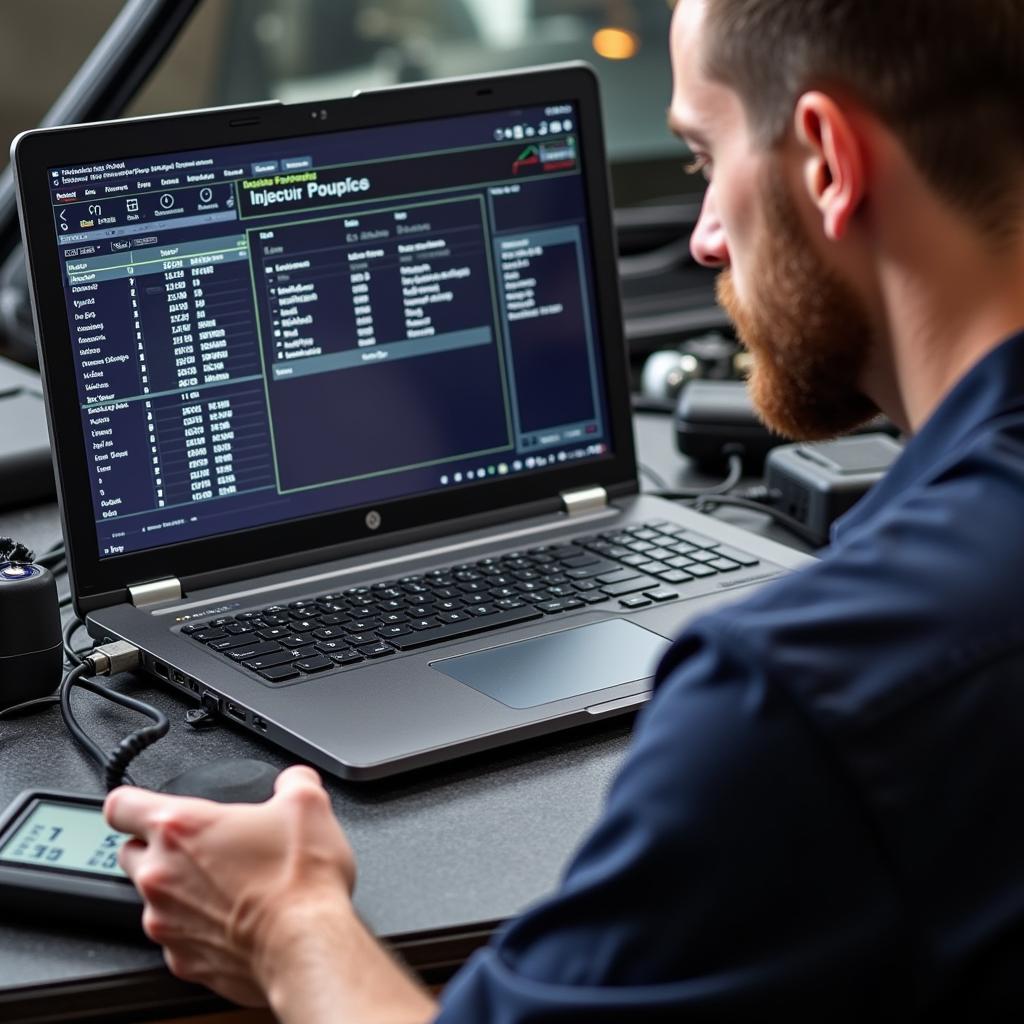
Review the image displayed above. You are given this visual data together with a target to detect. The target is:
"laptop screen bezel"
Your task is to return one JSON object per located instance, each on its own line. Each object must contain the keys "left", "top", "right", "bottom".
{"left": 14, "top": 64, "right": 638, "bottom": 608}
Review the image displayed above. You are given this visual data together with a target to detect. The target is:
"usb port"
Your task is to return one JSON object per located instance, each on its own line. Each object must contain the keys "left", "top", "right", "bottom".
{"left": 225, "top": 702, "right": 246, "bottom": 722}
{"left": 252, "top": 715, "right": 268, "bottom": 733}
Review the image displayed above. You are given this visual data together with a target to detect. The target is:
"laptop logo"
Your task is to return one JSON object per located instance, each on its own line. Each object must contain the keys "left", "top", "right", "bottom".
{"left": 365, "top": 510, "right": 382, "bottom": 531}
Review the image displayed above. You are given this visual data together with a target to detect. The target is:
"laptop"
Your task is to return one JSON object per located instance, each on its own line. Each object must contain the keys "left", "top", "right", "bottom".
{"left": 12, "top": 64, "right": 811, "bottom": 779}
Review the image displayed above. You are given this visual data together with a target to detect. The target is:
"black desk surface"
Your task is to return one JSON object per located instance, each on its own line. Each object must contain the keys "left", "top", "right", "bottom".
{"left": 0, "top": 414, "right": 808, "bottom": 1023}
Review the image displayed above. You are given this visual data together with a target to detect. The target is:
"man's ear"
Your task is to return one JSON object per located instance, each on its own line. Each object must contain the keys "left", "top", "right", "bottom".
{"left": 793, "top": 92, "right": 866, "bottom": 241}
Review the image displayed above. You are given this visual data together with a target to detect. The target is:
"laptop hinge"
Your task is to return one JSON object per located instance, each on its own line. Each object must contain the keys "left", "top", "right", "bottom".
{"left": 129, "top": 577, "right": 182, "bottom": 608}
{"left": 560, "top": 485, "right": 608, "bottom": 516}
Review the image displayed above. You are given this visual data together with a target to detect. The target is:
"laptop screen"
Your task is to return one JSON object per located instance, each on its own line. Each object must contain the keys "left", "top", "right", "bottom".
{"left": 46, "top": 102, "right": 612, "bottom": 559}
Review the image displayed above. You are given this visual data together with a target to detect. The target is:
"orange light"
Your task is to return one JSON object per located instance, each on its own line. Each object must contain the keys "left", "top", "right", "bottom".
{"left": 592, "top": 27, "right": 639, "bottom": 61}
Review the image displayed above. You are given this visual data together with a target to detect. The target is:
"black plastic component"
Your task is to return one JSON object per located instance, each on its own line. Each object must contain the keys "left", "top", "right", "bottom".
{"left": 0, "top": 791, "right": 142, "bottom": 933}
{"left": 159, "top": 759, "right": 279, "bottom": 804}
{"left": 674, "top": 379, "right": 784, "bottom": 471}
{"left": 0, "top": 561, "right": 62, "bottom": 710}
{"left": 764, "top": 433, "right": 903, "bottom": 546}
{"left": 0, "top": 356, "right": 54, "bottom": 509}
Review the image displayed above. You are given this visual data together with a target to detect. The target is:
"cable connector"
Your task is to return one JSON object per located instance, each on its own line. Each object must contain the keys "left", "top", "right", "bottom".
{"left": 84, "top": 641, "right": 141, "bottom": 677}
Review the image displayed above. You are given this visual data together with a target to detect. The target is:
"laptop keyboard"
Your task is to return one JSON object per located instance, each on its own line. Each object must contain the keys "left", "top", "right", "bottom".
{"left": 180, "top": 520, "right": 761, "bottom": 684}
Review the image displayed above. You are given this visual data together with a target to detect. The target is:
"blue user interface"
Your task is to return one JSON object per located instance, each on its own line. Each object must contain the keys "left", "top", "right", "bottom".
{"left": 48, "top": 103, "right": 611, "bottom": 558}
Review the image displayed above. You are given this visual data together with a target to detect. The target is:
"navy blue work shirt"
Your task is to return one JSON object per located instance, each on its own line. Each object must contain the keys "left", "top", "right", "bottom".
{"left": 435, "top": 330, "right": 1024, "bottom": 1021}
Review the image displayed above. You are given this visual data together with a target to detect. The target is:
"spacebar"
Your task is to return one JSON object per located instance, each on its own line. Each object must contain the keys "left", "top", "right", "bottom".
{"left": 389, "top": 607, "right": 544, "bottom": 651}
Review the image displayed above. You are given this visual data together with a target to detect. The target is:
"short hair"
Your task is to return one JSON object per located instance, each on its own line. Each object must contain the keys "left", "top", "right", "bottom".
{"left": 700, "top": 0, "right": 1024, "bottom": 238}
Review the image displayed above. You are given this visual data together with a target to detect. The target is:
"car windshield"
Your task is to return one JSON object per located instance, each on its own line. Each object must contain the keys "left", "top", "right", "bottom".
{"left": 125, "top": 0, "right": 687, "bottom": 205}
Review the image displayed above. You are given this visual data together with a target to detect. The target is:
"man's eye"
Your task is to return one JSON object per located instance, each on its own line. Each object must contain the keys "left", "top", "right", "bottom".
{"left": 683, "top": 155, "right": 713, "bottom": 182}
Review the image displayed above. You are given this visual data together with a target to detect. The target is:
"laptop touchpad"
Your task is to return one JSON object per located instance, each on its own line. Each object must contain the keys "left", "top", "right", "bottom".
{"left": 431, "top": 618, "right": 669, "bottom": 710}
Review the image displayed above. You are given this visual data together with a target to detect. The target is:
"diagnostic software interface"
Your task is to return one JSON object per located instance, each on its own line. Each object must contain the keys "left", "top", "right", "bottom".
{"left": 48, "top": 102, "right": 611, "bottom": 558}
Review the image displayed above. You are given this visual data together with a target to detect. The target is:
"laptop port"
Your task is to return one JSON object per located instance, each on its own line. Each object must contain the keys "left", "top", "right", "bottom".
{"left": 225, "top": 702, "right": 246, "bottom": 722}
{"left": 201, "top": 691, "right": 220, "bottom": 714}
{"left": 252, "top": 715, "right": 268, "bottom": 733}
{"left": 152, "top": 660, "right": 168, "bottom": 680}
{"left": 171, "top": 669, "right": 186, "bottom": 685}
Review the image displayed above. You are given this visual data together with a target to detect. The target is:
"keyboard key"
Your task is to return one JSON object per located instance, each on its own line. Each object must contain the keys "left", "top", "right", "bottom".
{"left": 379, "top": 624, "right": 413, "bottom": 638}
{"left": 244, "top": 650, "right": 300, "bottom": 671}
{"left": 690, "top": 550, "right": 720, "bottom": 563}
{"left": 341, "top": 617, "right": 381, "bottom": 632}
{"left": 601, "top": 576, "right": 660, "bottom": 597}
{"left": 597, "top": 568, "right": 642, "bottom": 585}
{"left": 279, "top": 634, "right": 313, "bottom": 649}
{"left": 316, "top": 640, "right": 352, "bottom": 654}
{"left": 708, "top": 558, "right": 742, "bottom": 572}
{"left": 561, "top": 553, "right": 601, "bottom": 569}
{"left": 227, "top": 640, "right": 284, "bottom": 661}
{"left": 636, "top": 561, "right": 670, "bottom": 575}
{"left": 260, "top": 666, "right": 300, "bottom": 683}
{"left": 565, "top": 562, "right": 618, "bottom": 580}
{"left": 644, "top": 588, "right": 680, "bottom": 603}
{"left": 331, "top": 649, "right": 365, "bottom": 666}
{"left": 343, "top": 632, "right": 377, "bottom": 646}
{"left": 194, "top": 629, "right": 227, "bottom": 643}
{"left": 257, "top": 626, "right": 291, "bottom": 640}
{"left": 389, "top": 606, "right": 543, "bottom": 651}
{"left": 677, "top": 531, "right": 720, "bottom": 549}
{"left": 713, "top": 547, "right": 760, "bottom": 567}
{"left": 619, "top": 553, "right": 650, "bottom": 567}
{"left": 358, "top": 642, "right": 396, "bottom": 659}
{"left": 243, "top": 647, "right": 299, "bottom": 671}
{"left": 537, "top": 598, "right": 585, "bottom": 613}
{"left": 208, "top": 633, "right": 259, "bottom": 651}
{"left": 410, "top": 617, "right": 441, "bottom": 630}
{"left": 656, "top": 570, "right": 694, "bottom": 585}
{"left": 180, "top": 622, "right": 207, "bottom": 634}
{"left": 312, "top": 626, "right": 347, "bottom": 640}
{"left": 682, "top": 564, "right": 717, "bottom": 578}
{"left": 620, "top": 595, "right": 652, "bottom": 609}
{"left": 294, "top": 656, "right": 334, "bottom": 673}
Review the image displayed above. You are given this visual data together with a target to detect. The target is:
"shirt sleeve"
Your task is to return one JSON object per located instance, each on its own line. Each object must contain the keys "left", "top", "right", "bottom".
{"left": 435, "top": 617, "right": 911, "bottom": 1023}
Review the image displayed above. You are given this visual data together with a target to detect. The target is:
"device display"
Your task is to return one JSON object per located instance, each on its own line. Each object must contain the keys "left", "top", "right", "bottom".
{"left": 0, "top": 791, "right": 142, "bottom": 933}
{"left": 46, "top": 101, "right": 611, "bottom": 560}
{"left": 0, "top": 796, "right": 129, "bottom": 878}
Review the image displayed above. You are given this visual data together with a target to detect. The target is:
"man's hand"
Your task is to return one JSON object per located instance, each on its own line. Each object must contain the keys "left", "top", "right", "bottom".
{"left": 104, "top": 765, "right": 356, "bottom": 1007}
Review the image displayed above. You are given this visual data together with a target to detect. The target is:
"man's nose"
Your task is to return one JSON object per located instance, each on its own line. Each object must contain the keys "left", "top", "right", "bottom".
{"left": 689, "top": 191, "right": 729, "bottom": 269}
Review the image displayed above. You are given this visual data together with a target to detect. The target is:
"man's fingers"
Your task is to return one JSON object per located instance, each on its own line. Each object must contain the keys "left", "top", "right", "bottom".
{"left": 106, "top": 785, "right": 217, "bottom": 840}
{"left": 272, "top": 763, "right": 323, "bottom": 797}
{"left": 118, "top": 836, "right": 147, "bottom": 878}
{"left": 105, "top": 785, "right": 168, "bottom": 837}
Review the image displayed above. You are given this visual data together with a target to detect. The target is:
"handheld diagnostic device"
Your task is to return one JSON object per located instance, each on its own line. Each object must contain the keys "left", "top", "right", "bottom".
{"left": 0, "top": 790, "right": 142, "bottom": 931}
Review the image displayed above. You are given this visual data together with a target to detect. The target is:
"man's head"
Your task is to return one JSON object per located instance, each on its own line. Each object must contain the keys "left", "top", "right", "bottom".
{"left": 669, "top": 0, "right": 1024, "bottom": 439}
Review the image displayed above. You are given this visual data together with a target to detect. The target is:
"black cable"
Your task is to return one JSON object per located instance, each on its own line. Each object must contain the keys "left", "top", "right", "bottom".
{"left": 638, "top": 462, "right": 671, "bottom": 492}
{"left": 62, "top": 615, "right": 86, "bottom": 667}
{"left": 0, "top": 695, "right": 59, "bottom": 721}
{"left": 649, "top": 452, "right": 745, "bottom": 501}
{"left": 59, "top": 661, "right": 170, "bottom": 790}
{"left": 692, "top": 492, "right": 815, "bottom": 541}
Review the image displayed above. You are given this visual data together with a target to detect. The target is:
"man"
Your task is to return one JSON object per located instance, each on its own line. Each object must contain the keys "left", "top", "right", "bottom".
{"left": 105, "top": 0, "right": 1024, "bottom": 1019}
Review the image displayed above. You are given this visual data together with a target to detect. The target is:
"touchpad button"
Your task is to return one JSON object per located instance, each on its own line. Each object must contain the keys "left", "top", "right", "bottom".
{"left": 432, "top": 618, "right": 669, "bottom": 710}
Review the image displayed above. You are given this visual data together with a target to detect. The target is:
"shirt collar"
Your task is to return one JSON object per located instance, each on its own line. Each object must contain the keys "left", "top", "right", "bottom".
{"left": 832, "top": 328, "right": 1024, "bottom": 541}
